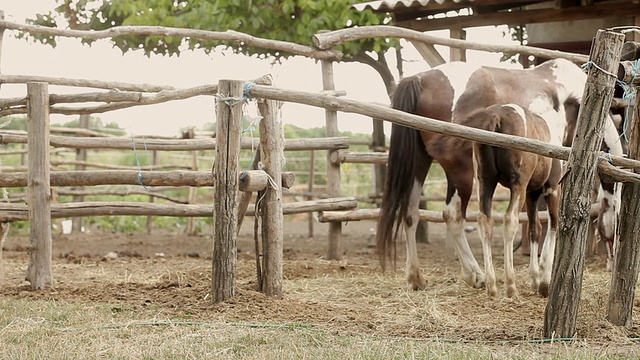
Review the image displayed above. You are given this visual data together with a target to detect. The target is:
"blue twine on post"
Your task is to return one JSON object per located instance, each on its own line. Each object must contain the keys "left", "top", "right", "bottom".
{"left": 243, "top": 82, "right": 256, "bottom": 101}
{"left": 616, "top": 60, "right": 640, "bottom": 143}
{"left": 131, "top": 135, "right": 150, "bottom": 191}
{"left": 597, "top": 151, "right": 614, "bottom": 165}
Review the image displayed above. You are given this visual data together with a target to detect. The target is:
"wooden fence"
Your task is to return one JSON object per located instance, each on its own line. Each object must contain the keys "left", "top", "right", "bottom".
{"left": 2, "top": 13, "right": 640, "bottom": 336}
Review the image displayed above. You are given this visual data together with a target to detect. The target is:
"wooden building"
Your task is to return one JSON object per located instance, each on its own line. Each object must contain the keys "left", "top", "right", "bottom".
{"left": 353, "top": 0, "right": 640, "bottom": 66}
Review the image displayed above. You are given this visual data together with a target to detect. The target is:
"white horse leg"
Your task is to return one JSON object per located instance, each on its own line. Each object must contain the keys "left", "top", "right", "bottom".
{"left": 444, "top": 190, "right": 484, "bottom": 289}
{"left": 405, "top": 179, "right": 427, "bottom": 290}
{"left": 529, "top": 235, "right": 541, "bottom": 292}
{"left": 598, "top": 186, "right": 618, "bottom": 272}
{"left": 539, "top": 188, "right": 559, "bottom": 297}
{"left": 477, "top": 212, "right": 497, "bottom": 297}
{"left": 502, "top": 194, "right": 521, "bottom": 298}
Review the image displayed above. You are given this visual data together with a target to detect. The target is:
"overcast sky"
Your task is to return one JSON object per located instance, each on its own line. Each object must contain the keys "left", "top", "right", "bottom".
{"left": 1, "top": 2, "right": 517, "bottom": 137}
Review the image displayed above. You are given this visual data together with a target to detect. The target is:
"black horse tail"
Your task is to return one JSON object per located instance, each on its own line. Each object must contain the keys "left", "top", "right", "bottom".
{"left": 377, "top": 75, "right": 430, "bottom": 271}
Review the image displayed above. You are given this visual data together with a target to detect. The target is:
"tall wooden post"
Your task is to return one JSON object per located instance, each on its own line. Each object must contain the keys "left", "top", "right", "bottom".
{"left": 607, "top": 67, "right": 640, "bottom": 327}
{"left": 187, "top": 150, "right": 199, "bottom": 235}
{"left": 146, "top": 150, "right": 158, "bottom": 233}
{"left": 0, "top": 10, "right": 4, "bottom": 80}
{"left": 211, "top": 80, "right": 243, "bottom": 303}
{"left": 0, "top": 10, "right": 6, "bottom": 283}
{"left": 72, "top": 114, "right": 90, "bottom": 233}
{"left": 450, "top": 27, "right": 467, "bottom": 62}
{"left": 257, "top": 98, "right": 284, "bottom": 296}
{"left": 307, "top": 150, "right": 315, "bottom": 238}
{"left": 321, "top": 59, "right": 342, "bottom": 260}
{"left": 543, "top": 30, "right": 624, "bottom": 338}
{"left": 25, "top": 82, "right": 55, "bottom": 290}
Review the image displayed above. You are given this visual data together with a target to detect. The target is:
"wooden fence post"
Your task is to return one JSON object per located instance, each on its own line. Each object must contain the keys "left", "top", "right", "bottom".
{"left": 0, "top": 10, "right": 6, "bottom": 283}
{"left": 307, "top": 150, "right": 315, "bottom": 238}
{"left": 543, "top": 30, "right": 624, "bottom": 338}
{"left": 25, "top": 82, "right": 55, "bottom": 290}
{"left": 146, "top": 150, "right": 158, "bottom": 233}
{"left": 257, "top": 97, "right": 284, "bottom": 296}
{"left": 211, "top": 80, "right": 243, "bottom": 303}
{"left": 321, "top": 59, "right": 342, "bottom": 260}
{"left": 607, "top": 62, "right": 640, "bottom": 327}
{"left": 187, "top": 150, "right": 198, "bottom": 236}
{"left": 72, "top": 114, "right": 90, "bottom": 233}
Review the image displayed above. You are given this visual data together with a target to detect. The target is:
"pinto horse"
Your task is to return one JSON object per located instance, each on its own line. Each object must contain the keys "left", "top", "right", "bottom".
{"left": 377, "top": 59, "right": 623, "bottom": 296}
{"left": 462, "top": 104, "right": 561, "bottom": 297}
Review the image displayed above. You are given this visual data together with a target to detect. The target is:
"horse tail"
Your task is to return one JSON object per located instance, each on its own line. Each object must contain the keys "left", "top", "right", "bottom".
{"left": 377, "top": 75, "right": 430, "bottom": 271}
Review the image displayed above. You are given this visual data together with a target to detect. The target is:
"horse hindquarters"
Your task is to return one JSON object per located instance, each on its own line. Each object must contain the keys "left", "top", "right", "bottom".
{"left": 376, "top": 76, "right": 432, "bottom": 290}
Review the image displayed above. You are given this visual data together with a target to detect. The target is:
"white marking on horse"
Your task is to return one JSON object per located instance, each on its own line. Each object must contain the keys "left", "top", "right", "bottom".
{"left": 444, "top": 190, "right": 484, "bottom": 288}
{"left": 504, "top": 104, "right": 527, "bottom": 134}
{"left": 527, "top": 98, "right": 566, "bottom": 146}
{"left": 597, "top": 187, "right": 617, "bottom": 240}
{"left": 437, "top": 62, "right": 481, "bottom": 114}
{"left": 550, "top": 58, "right": 587, "bottom": 100}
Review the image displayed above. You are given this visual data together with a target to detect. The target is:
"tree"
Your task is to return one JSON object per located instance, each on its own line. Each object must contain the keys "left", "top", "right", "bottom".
{"left": 23, "top": 0, "right": 401, "bottom": 95}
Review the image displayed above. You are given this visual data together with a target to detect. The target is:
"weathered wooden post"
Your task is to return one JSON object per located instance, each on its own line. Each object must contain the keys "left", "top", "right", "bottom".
{"left": 25, "top": 82, "right": 55, "bottom": 290}
{"left": 211, "top": 80, "right": 243, "bottom": 303}
{"left": 257, "top": 97, "right": 284, "bottom": 296}
{"left": 543, "top": 30, "right": 624, "bottom": 338}
{"left": 307, "top": 150, "right": 315, "bottom": 238}
{"left": 607, "top": 57, "right": 640, "bottom": 327}
{"left": 0, "top": 9, "right": 6, "bottom": 283}
{"left": 146, "top": 150, "right": 158, "bottom": 233}
{"left": 72, "top": 114, "right": 90, "bottom": 233}
{"left": 187, "top": 149, "right": 198, "bottom": 236}
{"left": 321, "top": 58, "right": 342, "bottom": 260}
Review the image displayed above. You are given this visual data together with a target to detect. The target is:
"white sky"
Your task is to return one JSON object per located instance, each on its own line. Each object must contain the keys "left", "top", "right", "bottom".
{"left": 1, "top": 2, "right": 518, "bottom": 137}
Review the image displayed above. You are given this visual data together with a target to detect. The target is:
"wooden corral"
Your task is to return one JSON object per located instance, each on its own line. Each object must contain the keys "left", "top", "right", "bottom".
{"left": 3, "top": 13, "right": 640, "bottom": 339}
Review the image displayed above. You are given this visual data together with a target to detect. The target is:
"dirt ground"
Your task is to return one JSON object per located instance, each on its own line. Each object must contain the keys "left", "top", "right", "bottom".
{"left": 2, "top": 218, "right": 639, "bottom": 347}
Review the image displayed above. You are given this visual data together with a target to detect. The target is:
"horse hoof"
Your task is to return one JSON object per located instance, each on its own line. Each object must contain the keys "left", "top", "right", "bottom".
{"left": 487, "top": 286, "right": 498, "bottom": 298}
{"left": 530, "top": 280, "right": 540, "bottom": 293}
{"left": 462, "top": 272, "right": 485, "bottom": 289}
{"left": 407, "top": 272, "right": 427, "bottom": 291}
{"left": 538, "top": 283, "right": 550, "bottom": 297}
{"left": 506, "top": 285, "right": 519, "bottom": 298}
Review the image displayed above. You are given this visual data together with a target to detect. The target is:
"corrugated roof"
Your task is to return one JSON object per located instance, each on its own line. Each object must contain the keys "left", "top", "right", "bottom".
{"left": 352, "top": 0, "right": 466, "bottom": 12}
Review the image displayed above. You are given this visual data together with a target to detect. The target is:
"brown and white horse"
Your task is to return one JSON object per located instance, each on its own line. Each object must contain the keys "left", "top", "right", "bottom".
{"left": 377, "top": 59, "right": 623, "bottom": 296}
{"left": 462, "top": 104, "right": 561, "bottom": 297}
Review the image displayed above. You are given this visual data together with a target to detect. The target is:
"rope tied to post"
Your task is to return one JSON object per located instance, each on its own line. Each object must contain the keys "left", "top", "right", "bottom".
{"left": 131, "top": 135, "right": 151, "bottom": 191}
{"left": 616, "top": 60, "right": 640, "bottom": 143}
{"left": 597, "top": 150, "right": 614, "bottom": 165}
{"left": 243, "top": 82, "right": 256, "bottom": 101}
{"left": 214, "top": 82, "right": 257, "bottom": 105}
{"left": 581, "top": 61, "right": 618, "bottom": 78}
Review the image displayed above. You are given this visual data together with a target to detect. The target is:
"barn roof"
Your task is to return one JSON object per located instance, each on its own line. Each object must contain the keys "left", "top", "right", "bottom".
{"left": 351, "top": 0, "right": 640, "bottom": 31}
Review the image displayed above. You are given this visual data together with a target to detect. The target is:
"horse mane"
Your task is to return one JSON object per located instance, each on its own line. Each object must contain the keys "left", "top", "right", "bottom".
{"left": 376, "top": 75, "right": 429, "bottom": 271}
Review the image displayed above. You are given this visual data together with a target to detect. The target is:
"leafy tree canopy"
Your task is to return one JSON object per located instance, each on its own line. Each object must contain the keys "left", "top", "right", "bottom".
{"left": 25, "top": 0, "right": 397, "bottom": 62}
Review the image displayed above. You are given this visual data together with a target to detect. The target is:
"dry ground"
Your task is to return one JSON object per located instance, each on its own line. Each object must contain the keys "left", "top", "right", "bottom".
{"left": 2, "top": 219, "right": 640, "bottom": 353}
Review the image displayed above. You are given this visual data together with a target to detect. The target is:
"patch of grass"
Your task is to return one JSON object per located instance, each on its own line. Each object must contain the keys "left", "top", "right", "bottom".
{"left": 1, "top": 295, "right": 638, "bottom": 360}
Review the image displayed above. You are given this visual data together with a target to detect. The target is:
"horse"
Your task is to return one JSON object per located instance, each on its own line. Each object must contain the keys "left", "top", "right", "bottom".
{"left": 563, "top": 111, "right": 622, "bottom": 272}
{"left": 377, "top": 58, "right": 624, "bottom": 297}
{"left": 462, "top": 104, "right": 562, "bottom": 297}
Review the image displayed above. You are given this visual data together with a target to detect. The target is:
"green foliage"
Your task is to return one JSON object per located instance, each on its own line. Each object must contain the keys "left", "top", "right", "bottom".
{"left": 0, "top": 115, "right": 125, "bottom": 136}
{"left": 1, "top": 116, "right": 28, "bottom": 131}
{"left": 25, "top": 0, "right": 397, "bottom": 62}
{"left": 59, "top": 116, "right": 127, "bottom": 136}
{"left": 2, "top": 119, "right": 386, "bottom": 234}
